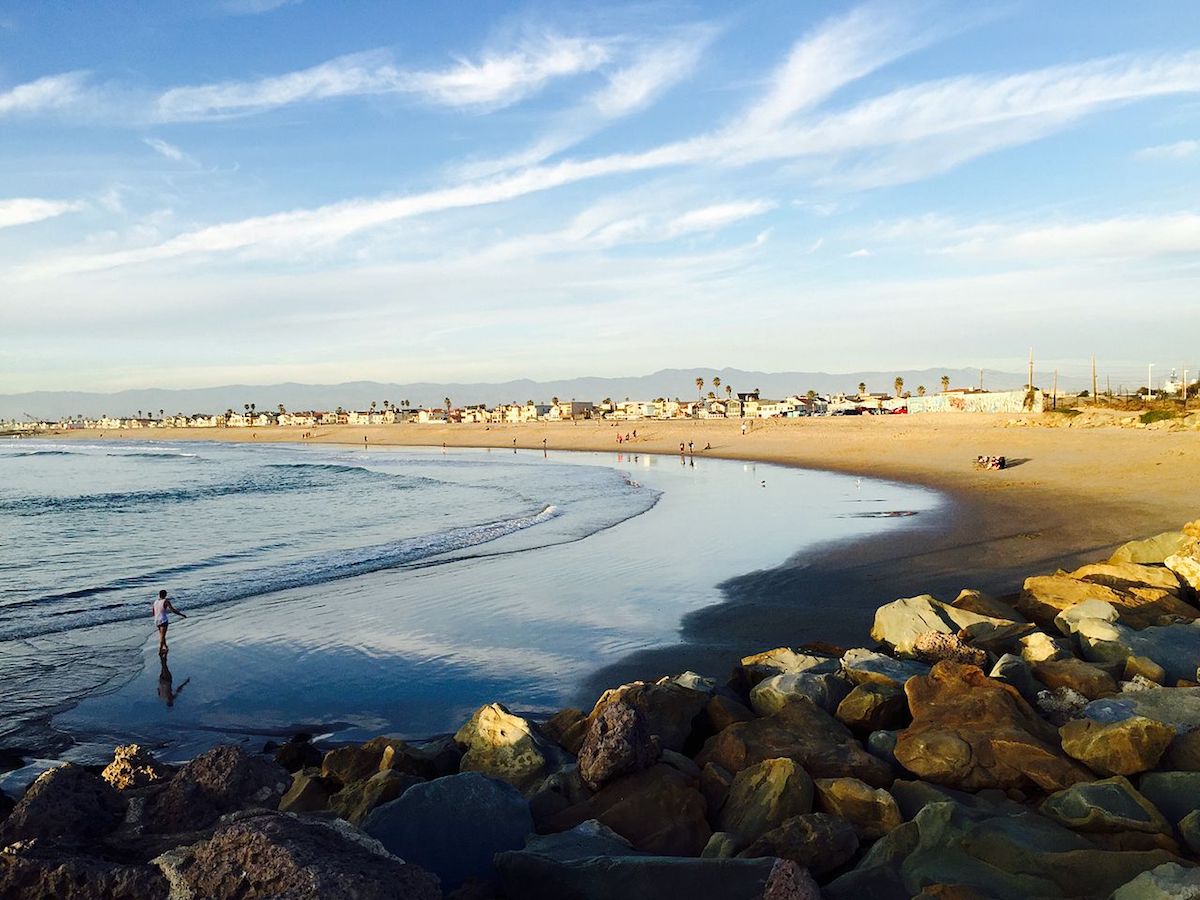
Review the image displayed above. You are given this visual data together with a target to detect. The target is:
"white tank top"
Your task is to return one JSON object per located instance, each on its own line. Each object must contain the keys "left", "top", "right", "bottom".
{"left": 153, "top": 598, "right": 168, "bottom": 625}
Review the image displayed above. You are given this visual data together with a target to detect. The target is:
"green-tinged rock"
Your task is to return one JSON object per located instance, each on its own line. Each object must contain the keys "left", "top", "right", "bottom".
{"left": 889, "top": 779, "right": 1024, "bottom": 821}
{"left": 1040, "top": 776, "right": 1171, "bottom": 834}
{"left": 835, "top": 683, "right": 909, "bottom": 732}
{"left": 700, "top": 831, "right": 739, "bottom": 859}
{"left": 1083, "top": 687, "right": 1200, "bottom": 735}
{"left": 749, "top": 671, "right": 851, "bottom": 716}
{"left": 700, "top": 762, "right": 734, "bottom": 819}
{"left": 1137, "top": 772, "right": 1200, "bottom": 825}
{"left": 814, "top": 777, "right": 902, "bottom": 838}
{"left": 824, "top": 799, "right": 1179, "bottom": 900}
{"left": 1178, "top": 811, "right": 1200, "bottom": 856}
{"left": 279, "top": 768, "right": 335, "bottom": 813}
{"left": 1033, "top": 657, "right": 1119, "bottom": 700}
{"left": 738, "top": 812, "right": 859, "bottom": 877}
{"left": 1110, "top": 862, "right": 1200, "bottom": 900}
{"left": 718, "top": 758, "right": 814, "bottom": 850}
{"left": 841, "top": 648, "right": 929, "bottom": 688}
{"left": 330, "top": 769, "right": 423, "bottom": 825}
{"left": 1059, "top": 716, "right": 1175, "bottom": 776}
{"left": 695, "top": 695, "right": 893, "bottom": 787}
{"left": 321, "top": 737, "right": 407, "bottom": 787}
{"left": 1109, "top": 532, "right": 1187, "bottom": 565}
{"left": 455, "top": 702, "right": 564, "bottom": 792}
{"left": 895, "top": 661, "right": 1092, "bottom": 792}
{"left": 1070, "top": 562, "right": 1184, "bottom": 596}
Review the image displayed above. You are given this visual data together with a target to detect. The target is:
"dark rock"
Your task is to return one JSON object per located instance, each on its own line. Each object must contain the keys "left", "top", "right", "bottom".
{"left": 586, "top": 679, "right": 709, "bottom": 753}
{"left": 278, "top": 768, "right": 336, "bottom": 814}
{"left": 0, "top": 843, "right": 168, "bottom": 900}
{"left": 381, "top": 737, "right": 460, "bottom": 780}
{"left": 750, "top": 671, "right": 853, "bottom": 715}
{"left": 989, "top": 653, "right": 1040, "bottom": 703}
{"left": 578, "top": 701, "right": 660, "bottom": 791}
{"left": 154, "top": 811, "right": 440, "bottom": 900}
{"left": 703, "top": 694, "right": 756, "bottom": 733}
{"left": 542, "top": 763, "right": 710, "bottom": 856}
{"left": 274, "top": 736, "right": 323, "bottom": 773}
{"left": 330, "top": 770, "right": 423, "bottom": 825}
{"left": 718, "top": 758, "right": 814, "bottom": 851}
{"left": 699, "top": 762, "right": 734, "bottom": 823}
{"left": 738, "top": 812, "right": 859, "bottom": 876}
{"left": 529, "top": 765, "right": 590, "bottom": 831}
{"left": 143, "top": 745, "right": 290, "bottom": 833}
{"left": 322, "top": 736, "right": 406, "bottom": 787}
{"left": 0, "top": 763, "right": 125, "bottom": 846}
{"left": 835, "top": 683, "right": 909, "bottom": 732}
{"left": 1110, "top": 862, "right": 1200, "bottom": 900}
{"left": 544, "top": 708, "right": 589, "bottom": 756}
{"left": 1137, "top": 772, "right": 1200, "bottom": 825}
{"left": 496, "top": 823, "right": 818, "bottom": 900}
{"left": 1039, "top": 776, "right": 1172, "bottom": 835}
{"left": 695, "top": 696, "right": 892, "bottom": 787}
{"left": 363, "top": 771, "right": 532, "bottom": 891}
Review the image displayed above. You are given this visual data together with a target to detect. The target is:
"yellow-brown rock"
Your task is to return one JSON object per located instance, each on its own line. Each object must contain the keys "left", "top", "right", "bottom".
{"left": 1124, "top": 655, "right": 1167, "bottom": 684}
{"left": 1058, "top": 716, "right": 1175, "bottom": 776}
{"left": 1019, "top": 575, "right": 1196, "bottom": 630}
{"left": 1069, "top": 562, "right": 1183, "bottom": 595}
{"left": 813, "top": 776, "right": 902, "bottom": 838}
{"left": 894, "top": 661, "right": 1092, "bottom": 792}
{"left": 1032, "top": 658, "right": 1119, "bottom": 700}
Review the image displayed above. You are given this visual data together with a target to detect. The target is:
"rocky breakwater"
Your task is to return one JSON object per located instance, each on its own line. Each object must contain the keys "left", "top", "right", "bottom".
{"left": 4, "top": 520, "right": 1200, "bottom": 898}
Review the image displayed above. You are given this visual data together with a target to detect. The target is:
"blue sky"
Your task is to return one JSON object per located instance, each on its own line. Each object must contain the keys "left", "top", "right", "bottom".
{"left": 2, "top": 0, "right": 1199, "bottom": 391}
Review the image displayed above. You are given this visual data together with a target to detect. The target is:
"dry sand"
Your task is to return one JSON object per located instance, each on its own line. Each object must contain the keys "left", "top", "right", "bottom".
{"left": 53, "top": 414, "right": 1199, "bottom": 689}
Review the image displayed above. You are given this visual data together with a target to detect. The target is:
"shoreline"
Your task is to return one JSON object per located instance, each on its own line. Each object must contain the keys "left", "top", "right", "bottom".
{"left": 36, "top": 416, "right": 1200, "bottom": 692}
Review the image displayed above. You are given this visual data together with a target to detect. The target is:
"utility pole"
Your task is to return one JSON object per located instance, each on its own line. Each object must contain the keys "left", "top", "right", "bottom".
{"left": 1148, "top": 363, "right": 1155, "bottom": 399}
{"left": 1091, "top": 356, "right": 1098, "bottom": 405}
{"left": 979, "top": 368, "right": 984, "bottom": 392}
{"left": 1052, "top": 369, "right": 1058, "bottom": 410}
{"left": 1184, "top": 368, "right": 1190, "bottom": 412}
{"left": 1027, "top": 348, "right": 1034, "bottom": 391}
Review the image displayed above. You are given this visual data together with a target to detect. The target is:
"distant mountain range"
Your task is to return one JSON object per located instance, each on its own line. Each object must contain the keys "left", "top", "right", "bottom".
{"left": 2, "top": 367, "right": 1086, "bottom": 420}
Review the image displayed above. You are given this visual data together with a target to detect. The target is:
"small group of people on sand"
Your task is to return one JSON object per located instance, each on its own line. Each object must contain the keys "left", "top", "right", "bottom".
{"left": 974, "top": 455, "right": 1007, "bottom": 470}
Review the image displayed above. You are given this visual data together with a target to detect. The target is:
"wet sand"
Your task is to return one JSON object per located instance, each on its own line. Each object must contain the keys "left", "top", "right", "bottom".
{"left": 54, "top": 415, "right": 1200, "bottom": 692}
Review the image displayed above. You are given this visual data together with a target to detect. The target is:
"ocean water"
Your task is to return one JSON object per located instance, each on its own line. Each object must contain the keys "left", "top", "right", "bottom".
{"left": 0, "top": 440, "right": 941, "bottom": 760}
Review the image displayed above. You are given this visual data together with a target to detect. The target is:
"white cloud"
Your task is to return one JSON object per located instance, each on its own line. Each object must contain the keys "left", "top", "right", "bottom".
{"left": 663, "top": 200, "right": 774, "bottom": 238}
{"left": 0, "top": 72, "right": 88, "bottom": 116}
{"left": 942, "top": 212, "right": 1200, "bottom": 260}
{"left": 1136, "top": 139, "right": 1200, "bottom": 160}
{"left": 0, "top": 198, "right": 85, "bottom": 229}
{"left": 143, "top": 137, "right": 193, "bottom": 163}
{"left": 221, "top": 0, "right": 300, "bottom": 14}
{"left": 155, "top": 35, "right": 608, "bottom": 120}
{"left": 590, "top": 28, "right": 714, "bottom": 118}
{"left": 847, "top": 248, "right": 871, "bottom": 257}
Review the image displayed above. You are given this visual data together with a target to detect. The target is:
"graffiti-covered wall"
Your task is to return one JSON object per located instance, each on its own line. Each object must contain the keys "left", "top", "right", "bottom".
{"left": 907, "top": 389, "right": 1043, "bottom": 414}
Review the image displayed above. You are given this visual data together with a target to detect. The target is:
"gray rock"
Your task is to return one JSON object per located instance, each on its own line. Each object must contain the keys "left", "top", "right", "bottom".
{"left": 0, "top": 762, "right": 125, "bottom": 846}
{"left": 991, "top": 653, "right": 1040, "bottom": 702}
{"left": 750, "top": 671, "right": 852, "bottom": 715}
{"left": 577, "top": 700, "right": 660, "bottom": 792}
{"left": 1084, "top": 687, "right": 1200, "bottom": 734}
{"left": 840, "top": 648, "right": 929, "bottom": 689}
{"left": 1110, "top": 862, "right": 1200, "bottom": 900}
{"left": 496, "top": 824, "right": 817, "bottom": 900}
{"left": 1037, "top": 686, "right": 1090, "bottom": 726}
{"left": 1136, "top": 772, "right": 1200, "bottom": 825}
{"left": 1039, "top": 776, "right": 1171, "bottom": 834}
{"left": 144, "top": 744, "right": 290, "bottom": 834}
{"left": 866, "top": 730, "right": 899, "bottom": 768}
{"left": 0, "top": 843, "right": 168, "bottom": 900}
{"left": 1179, "top": 810, "right": 1200, "bottom": 856}
{"left": 362, "top": 771, "right": 532, "bottom": 891}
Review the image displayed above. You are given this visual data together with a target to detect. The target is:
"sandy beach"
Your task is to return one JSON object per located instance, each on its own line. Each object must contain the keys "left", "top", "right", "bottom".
{"left": 51, "top": 414, "right": 1199, "bottom": 690}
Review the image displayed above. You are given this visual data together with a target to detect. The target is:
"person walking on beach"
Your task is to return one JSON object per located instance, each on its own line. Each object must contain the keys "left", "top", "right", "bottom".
{"left": 152, "top": 589, "right": 186, "bottom": 656}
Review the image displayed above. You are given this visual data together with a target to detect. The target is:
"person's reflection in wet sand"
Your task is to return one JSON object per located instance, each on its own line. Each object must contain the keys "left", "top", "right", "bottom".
{"left": 157, "top": 656, "right": 190, "bottom": 708}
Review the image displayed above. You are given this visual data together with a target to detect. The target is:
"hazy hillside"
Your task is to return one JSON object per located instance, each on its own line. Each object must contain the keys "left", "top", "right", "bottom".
{"left": 2, "top": 367, "right": 1078, "bottom": 420}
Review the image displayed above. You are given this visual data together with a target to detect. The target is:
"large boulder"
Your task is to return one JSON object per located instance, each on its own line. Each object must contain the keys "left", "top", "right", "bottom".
{"left": 363, "top": 771, "right": 531, "bottom": 891}
{"left": 455, "top": 703, "right": 565, "bottom": 792}
{"left": 144, "top": 745, "right": 290, "bottom": 833}
{"left": 733, "top": 648, "right": 840, "bottom": 694}
{"left": 870, "top": 595, "right": 1031, "bottom": 658}
{"left": 840, "top": 648, "right": 929, "bottom": 689}
{"left": 495, "top": 822, "right": 818, "bottom": 900}
{"left": 989, "top": 653, "right": 1040, "bottom": 702}
{"left": 1069, "top": 562, "right": 1184, "bottom": 595}
{"left": 718, "top": 758, "right": 814, "bottom": 850}
{"left": 541, "top": 763, "right": 710, "bottom": 857}
{"left": 704, "top": 695, "right": 756, "bottom": 733}
{"left": 738, "top": 812, "right": 859, "bottom": 877}
{"left": 577, "top": 700, "right": 660, "bottom": 792}
{"left": 273, "top": 735, "right": 323, "bottom": 773}
{"left": 1019, "top": 575, "right": 1196, "bottom": 630}
{"left": 321, "top": 738, "right": 405, "bottom": 787}
{"left": 814, "top": 777, "right": 902, "bottom": 839}
{"left": 1075, "top": 621, "right": 1200, "bottom": 685}
{"left": 952, "top": 589, "right": 1027, "bottom": 622}
{"left": 101, "top": 745, "right": 170, "bottom": 790}
{"left": 155, "top": 811, "right": 440, "bottom": 900}
{"left": 695, "top": 696, "right": 892, "bottom": 787}
{"left": 824, "top": 799, "right": 1178, "bottom": 900}
{"left": 1166, "top": 554, "right": 1200, "bottom": 596}
{"left": 894, "top": 661, "right": 1092, "bottom": 792}
{"left": 1109, "top": 532, "right": 1187, "bottom": 565}
{"left": 1039, "top": 776, "right": 1172, "bottom": 835}
{"left": 0, "top": 844, "right": 168, "bottom": 900}
{"left": 1058, "top": 716, "right": 1175, "bottom": 776}
{"left": 585, "top": 679, "right": 709, "bottom": 753}
{"left": 749, "top": 671, "right": 851, "bottom": 715}
{"left": 1083, "top": 686, "right": 1200, "bottom": 735}
{"left": 835, "top": 683, "right": 909, "bottom": 732}
{"left": 1111, "top": 862, "right": 1200, "bottom": 900}
{"left": 278, "top": 768, "right": 336, "bottom": 814}
{"left": 0, "top": 763, "right": 125, "bottom": 846}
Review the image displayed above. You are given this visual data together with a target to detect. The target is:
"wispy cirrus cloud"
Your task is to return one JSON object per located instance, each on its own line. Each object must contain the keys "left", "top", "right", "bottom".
{"left": 220, "top": 0, "right": 300, "bottom": 15}
{"left": 0, "top": 198, "right": 85, "bottom": 229}
{"left": 155, "top": 34, "right": 609, "bottom": 121}
{"left": 941, "top": 212, "right": 1200, "bottom": 260}
{"left": 1136, "top": 138, "right": 1200, "bottom": 160}
{"left": 143, "top": 137, "right": 195, "bottom": 164}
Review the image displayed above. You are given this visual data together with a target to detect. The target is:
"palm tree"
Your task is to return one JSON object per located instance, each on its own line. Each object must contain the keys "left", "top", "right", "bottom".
{"left": 707, "top": 391, "right": 716, "bottom": 399}
{"left": 137, "top": 409, "right": 143, "bottom": 419}
{"left": 402, "top": 399, "right": 410, "bottom": 409}
{"left": 552, "top": 396, "right": 560, "bottom": 407}
{"left": 695, "top": 377, "right": 704, "bottom": 399}
{"left": 857, "top": 383, "right": 866, "bottom": 397}
{"left": 278, "top": 403, "right": 286, "bottom": 415}
{"left": 806, "top": 389, "right": 817, "bottom": 411}
{"left": 370, "top": 400, "right": 377, "bottom": 411}
{"left": 444, "top": 397, "right": 452, "bottom": 412}
{"left": 158, "top": 408, "right": 164, "bottom": 420}
{"left": 725, "top": 384, "right": 732, "bottom": 400}
{"left": 917, "top": 385, "right": 926, "bottom": 396}
{"left": 941, "top": 375, "right": 950, "bottom": 393}
{"left": 712, "top": 376, "right": 721, "bottom": 395}
{"left": 894, "top": 377, "right": 904, "bottom": 398}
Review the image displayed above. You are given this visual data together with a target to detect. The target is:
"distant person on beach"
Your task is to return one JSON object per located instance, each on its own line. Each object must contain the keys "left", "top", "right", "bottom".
{"left": 152, "top": 589, "right": 186, "bottom": 656}
{"left": 679, "top": 442, "right": 685, "bottom": 454}
{"left": 741, "top": 422, "right": 748, "bottom": 436}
